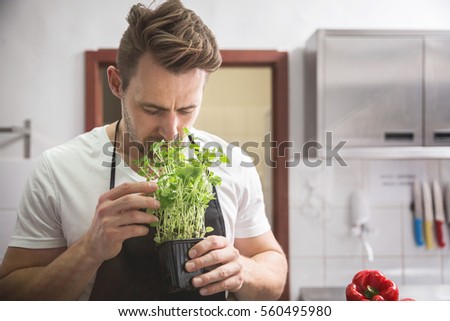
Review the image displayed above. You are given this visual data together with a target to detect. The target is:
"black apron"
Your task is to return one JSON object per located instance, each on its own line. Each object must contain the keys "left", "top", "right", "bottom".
{"left": 89, "top": 120, "right": 226, "bottom": 300}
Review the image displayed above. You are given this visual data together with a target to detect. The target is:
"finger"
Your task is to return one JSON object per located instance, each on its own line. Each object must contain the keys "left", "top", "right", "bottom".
{"left": 102, "top": 181, "right": 158, "bottom": 201}
{"left": 191, "top": 261, "right": 239, "bottom": 287}
{"left": 118, "top": 223, "right": 151, "bottom": 241}
{"left": 94, "top": 210, "right": 152, "bottom": 230}
{"left": 115, "top": 210, "right": 158, "bottom": 227}
{"left": 188, "top": 235, "right": 227, "bottom": 259}
{"left": 186, "top": 245, "right": 240, "bottom": 273}
{"left": 193, "top": 270, "right": 243, "bottom": 296}
{"left": 110, "top": 194, "right": 160, "bottom": 213}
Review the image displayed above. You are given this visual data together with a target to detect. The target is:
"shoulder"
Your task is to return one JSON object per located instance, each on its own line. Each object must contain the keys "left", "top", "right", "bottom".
{"left": 191, "top": 128, "right": 253, "bottom": 166}
{"left": 191, "top": 128, "right": 260, "bottom": 192}
{"left": 42, "top": 126, "right": 109, "bottom": 165}
{"left": 31, "top": 126, "right": 111, "bottom": 185}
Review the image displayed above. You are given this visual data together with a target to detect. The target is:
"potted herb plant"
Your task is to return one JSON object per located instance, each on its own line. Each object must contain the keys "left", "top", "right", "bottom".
{"left": 137, "top": 129, "right": 228, "bottom": 293}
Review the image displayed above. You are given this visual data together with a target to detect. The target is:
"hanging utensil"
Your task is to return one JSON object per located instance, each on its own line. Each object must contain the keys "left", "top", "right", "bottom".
{"left": 413, "top": 180, "right": 424, "bottom": 247}
{"left": 422, "top": 182, "right": 434, "bottom": 249}
{"left": 432, "top": 181, "right": 446, "bottom": 248}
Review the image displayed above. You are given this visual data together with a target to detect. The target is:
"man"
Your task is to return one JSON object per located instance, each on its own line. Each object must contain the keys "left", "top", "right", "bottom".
{"left": 0, "top": 0, "right": 287, "bottom": 300}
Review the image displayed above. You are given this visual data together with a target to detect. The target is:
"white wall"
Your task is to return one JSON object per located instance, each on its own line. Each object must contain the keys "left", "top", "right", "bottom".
{"left": 1, "top": 0, "right": 450, "bottom": 298}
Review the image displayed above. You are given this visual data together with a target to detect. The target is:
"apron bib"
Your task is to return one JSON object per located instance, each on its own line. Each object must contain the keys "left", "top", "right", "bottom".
{"left": 89, "top": 190, "right": 226, "bottom": 300}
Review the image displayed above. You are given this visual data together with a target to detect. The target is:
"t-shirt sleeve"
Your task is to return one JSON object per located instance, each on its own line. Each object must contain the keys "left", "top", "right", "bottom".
{"left": 234, "top": 154, "right": 271, "bottom": 238}
{"left": 9, "top": 152, "right": 66, "bottom": 249}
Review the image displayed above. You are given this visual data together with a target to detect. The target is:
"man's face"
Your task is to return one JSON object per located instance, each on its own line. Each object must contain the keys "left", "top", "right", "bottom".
{"left": 112, "top": 53, "right": 208, "bottom": 151}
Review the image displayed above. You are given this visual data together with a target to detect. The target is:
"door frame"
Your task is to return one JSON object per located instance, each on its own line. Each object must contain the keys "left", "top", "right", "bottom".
{"left": 85, "top": 49, "right": 290, "bottom": 299}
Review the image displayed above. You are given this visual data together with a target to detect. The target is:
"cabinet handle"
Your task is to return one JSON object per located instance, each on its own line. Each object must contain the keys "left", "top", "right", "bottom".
{"left": 434, "top": 132, "right": 450, "bottom": 142}
{"left": 384, "top": 132, "right": 414, "bottom": 141}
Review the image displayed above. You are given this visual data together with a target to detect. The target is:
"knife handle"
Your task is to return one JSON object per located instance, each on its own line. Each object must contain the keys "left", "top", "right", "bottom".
{"left": 435, "top": 221, "right": 446, "bottom": 248}
{"left": 424, "top": 220, "right": 434, "bottom": 249}
{"left": 414, "top": 218, "right": 424, "bottom": 246}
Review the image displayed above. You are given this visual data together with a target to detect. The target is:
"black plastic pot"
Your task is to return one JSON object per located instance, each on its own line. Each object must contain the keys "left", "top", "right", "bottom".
{"left": 157, "top": 238, "right": 205, "bottom": 294}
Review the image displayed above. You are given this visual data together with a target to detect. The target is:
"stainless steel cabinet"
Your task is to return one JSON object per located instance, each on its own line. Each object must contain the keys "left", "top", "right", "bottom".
{"left": 305, "top": 30, "right": 450, "bottom": 150}
{"left": 425, "top": 37, "right": 450, "bottom": 146}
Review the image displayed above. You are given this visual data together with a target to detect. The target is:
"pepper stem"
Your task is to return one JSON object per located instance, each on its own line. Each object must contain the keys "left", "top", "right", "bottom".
{"left": 364, "top": 285, "right": 379, "bottom": 300}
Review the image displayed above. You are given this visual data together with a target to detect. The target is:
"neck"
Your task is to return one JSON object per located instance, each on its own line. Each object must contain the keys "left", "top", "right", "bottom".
{"left": 110, "top": 120, "right": 142, "bottom": 173}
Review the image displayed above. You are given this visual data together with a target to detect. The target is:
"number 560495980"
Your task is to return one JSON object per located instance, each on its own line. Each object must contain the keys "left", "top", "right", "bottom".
{"left": 260, "top": 305, "right": 332, "bottom": 317}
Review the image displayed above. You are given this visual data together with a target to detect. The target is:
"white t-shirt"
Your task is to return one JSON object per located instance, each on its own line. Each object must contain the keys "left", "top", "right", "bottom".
{"left": 10, "top": 125, "right": 271, "bottom": 299}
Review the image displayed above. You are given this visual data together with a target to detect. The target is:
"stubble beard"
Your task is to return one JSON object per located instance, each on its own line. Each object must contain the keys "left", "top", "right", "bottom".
{"left": 122, "top": 108, "right": 162, "bottom": 158}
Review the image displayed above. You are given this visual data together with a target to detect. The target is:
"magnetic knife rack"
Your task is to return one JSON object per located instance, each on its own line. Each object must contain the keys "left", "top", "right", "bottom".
{"left": 0, "top": 119, "right": 31, "bottom": 158}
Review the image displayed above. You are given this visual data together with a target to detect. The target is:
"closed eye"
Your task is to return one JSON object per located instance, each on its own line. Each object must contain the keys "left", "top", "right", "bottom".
{"left": 178, "top": 107, "right": 196, "bottom": 115}
{"left": 142, "top": 107, "right": 163, "bottom": 115}
{"left": 141, "top": 104, "right": 196, "bottom": 116}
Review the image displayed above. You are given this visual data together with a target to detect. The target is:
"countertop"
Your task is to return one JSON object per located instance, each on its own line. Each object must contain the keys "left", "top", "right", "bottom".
{"left": 298, "top": 285, "right": 450, "bottom": 301}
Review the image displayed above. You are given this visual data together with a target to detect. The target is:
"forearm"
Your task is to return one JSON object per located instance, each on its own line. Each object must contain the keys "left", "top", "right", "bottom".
{"left": 0, "top": 241, "right": 101, "bottom": 300}
{"left": 234, "top": 251, "right": 287, "bottom": 301}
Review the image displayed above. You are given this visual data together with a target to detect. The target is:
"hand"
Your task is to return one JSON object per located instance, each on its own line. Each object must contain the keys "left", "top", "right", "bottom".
{"left": 81, "top": 181, "right": 160, "bottom": 263}
{"left": 185, "top": 235, "right": 244, "bottom": 296}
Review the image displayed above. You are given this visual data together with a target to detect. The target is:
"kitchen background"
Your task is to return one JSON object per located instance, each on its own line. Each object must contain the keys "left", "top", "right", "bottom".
{"left": 1, "top": 0, "right": 450, "bottom": 300}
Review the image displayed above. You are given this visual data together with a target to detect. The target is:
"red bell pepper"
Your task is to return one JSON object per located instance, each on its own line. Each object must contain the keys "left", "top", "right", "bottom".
{"left": 346, "top": 270, "right": 399, "bottom": 301}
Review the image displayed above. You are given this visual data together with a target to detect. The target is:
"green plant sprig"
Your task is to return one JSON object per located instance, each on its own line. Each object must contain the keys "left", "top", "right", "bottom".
{"left": 136, "top": 129, "right": 229, "bottom": 244}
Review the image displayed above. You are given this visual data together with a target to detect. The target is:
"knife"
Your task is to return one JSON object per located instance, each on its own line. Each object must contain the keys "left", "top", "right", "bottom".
{"left": 445, "top": 183, "right": 450, "bottom": 228}
{"left": 422, "top": 182, "right": 434, "bottom": 249}
{"left": 413, "top": 180, "right": 424, "bottom": 246}
{"left": 432, "top": 181, "right": 446, "bottom": 248}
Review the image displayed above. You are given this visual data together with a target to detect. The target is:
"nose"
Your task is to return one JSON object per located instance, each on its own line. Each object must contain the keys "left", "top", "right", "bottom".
{"left": 159, "top": 112, "right": 180, "bottom": 141}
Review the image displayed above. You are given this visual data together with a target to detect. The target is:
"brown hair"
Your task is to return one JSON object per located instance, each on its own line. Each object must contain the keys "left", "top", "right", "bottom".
{"left": 117, "top": 0, "right": 222, "bottom": 91}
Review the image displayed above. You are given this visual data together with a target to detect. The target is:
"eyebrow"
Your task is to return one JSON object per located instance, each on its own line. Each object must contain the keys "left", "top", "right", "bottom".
{"left": 141, "top": 103, "right": 198, "bottom": 111}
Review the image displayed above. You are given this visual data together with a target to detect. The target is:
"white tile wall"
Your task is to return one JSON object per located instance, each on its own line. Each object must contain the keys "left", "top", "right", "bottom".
{"left": 324, "top": 160, "right": 364, "bottom": 208}
{"left": 290, "top": 158, "right": 450, "bottom": 299}
{"left": 367, "top": 160, "right": 439, "bottom": 207}
{"left": 363, "top": 257, "right": 403, "bottom": 285}
{"left": 290, "top": 258, "right": 324, "bottom": 300}
{"left": 290, "top": 205, "right": 325, "bottom": 257}
{"left": 404, "top": 256, "right": 442, "bottom": 284}
{"left": 443, "top": 255, "right": 450, "bottom": 283}
{"left": 366, "top": 207, "right": 402, "bottom": 257}
{"left": 325, "top": 207, "right": 362, "bottom": 257}
{"left": 325, "top": 257, "right": 364, "bottom": 286}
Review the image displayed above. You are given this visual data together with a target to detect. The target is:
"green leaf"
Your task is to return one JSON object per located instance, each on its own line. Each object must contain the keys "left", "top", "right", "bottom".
{"left": 220, "top": 154, "right": 230, "bottom": 164}
{"left": 208, "top": 175, "right": 222, "bottom": 186}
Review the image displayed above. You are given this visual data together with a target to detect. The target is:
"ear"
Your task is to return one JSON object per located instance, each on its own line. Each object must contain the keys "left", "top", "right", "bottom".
{"left": 107, "top": 66, "right": 123, "bottom": 99}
